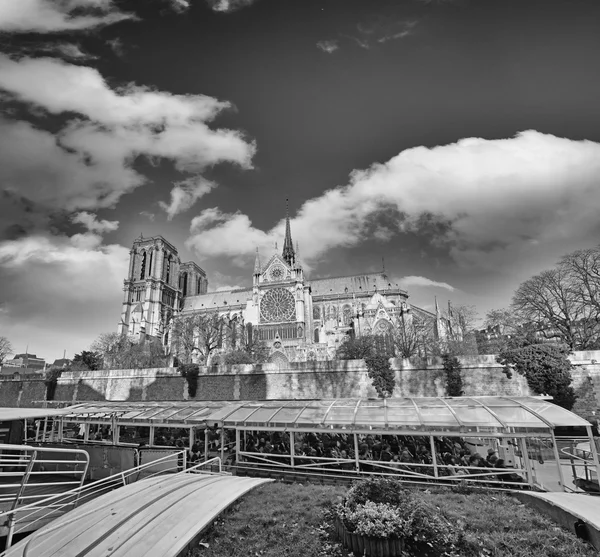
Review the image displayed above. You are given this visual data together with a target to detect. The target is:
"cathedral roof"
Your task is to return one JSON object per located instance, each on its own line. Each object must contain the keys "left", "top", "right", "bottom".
{"left": 182, "top": 288, "right": 252, "bottom": 311}
{"left": 309, "top": 272, "right": 407, "bottom": 297}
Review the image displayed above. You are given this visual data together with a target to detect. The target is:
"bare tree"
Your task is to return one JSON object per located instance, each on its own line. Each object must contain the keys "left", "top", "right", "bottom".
{"left": 391, "top": 312, "right": 436, "bottom": 359}
{"left": 484, "top": 308, "right": 522, "bottom": 336}
{"left": 511, "top": 268, "right": 590, "bottom": 349}
{"left": 0, "top": 336, "right": 13, "bottom": 365}
{"left": 91, "top": 332, "right": 167, "bottom": 369}
{"left": 558, "top": 247, "right": 600, "bottom": 348}
{"left": 171, "top": 312, "right": 225, "bottom": 365}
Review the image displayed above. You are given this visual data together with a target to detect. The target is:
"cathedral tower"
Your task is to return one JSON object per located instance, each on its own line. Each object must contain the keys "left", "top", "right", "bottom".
{"left": 118, "top": 235, "right": 182, "bottom": 342}
{"left": 282, "top": 199, "right": 295, "bottom": 267}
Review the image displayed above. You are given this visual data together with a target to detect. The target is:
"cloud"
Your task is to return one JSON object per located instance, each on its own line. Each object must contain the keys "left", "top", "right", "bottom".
{"left": 72, "top": 212, "right": 119, "bottom": 234}
{"left": 316, "top": 40, "right": 339, "bottom": 54}
{"left": 206, "top": 0, "right": 259, "bottom": 13}
{"left": 159, "top": 177, "right": 217, "bottom": 220}
{"left": 0, "top": 232, "right": 129, "bottom": 361}
{"left": 140, "top": 211, "right": 156, "bottom": 222}
{"left": 106, "top": 38, "right": 125, "bottom": 57}
{"left": 0, "top": 0, "right": 136, "bottom": 33}
{"left": 343, "top": 18, "right": 417, "bottom": 50}
{"left": 398, "top": 276, "right": 455, "bottom": 291}
{"left": 0, "top": 55, "right": 255, "bottom": 235}
{"left": 185, "top": 131, "right": 600, "bottom": 275}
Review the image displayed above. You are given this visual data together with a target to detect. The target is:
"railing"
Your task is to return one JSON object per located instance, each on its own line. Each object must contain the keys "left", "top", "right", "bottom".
{"left": 0, "top": 443, "right": 89, "bottom": 547}
{"left": 560, "top": 445, "right": 600, "bottom": 494}
{"left": 0, "top": 449, "right": 189, "bottom": 550}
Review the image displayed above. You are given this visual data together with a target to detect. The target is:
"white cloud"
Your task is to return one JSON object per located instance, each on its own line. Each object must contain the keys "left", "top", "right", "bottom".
{"left": 0, "top": 0, "right": 136, "bottom": 33}
{"left": 206, "top": 0, "right": 259, "bottom": 12}
{"left": 187, "top": 208, "right": 272, "bottom": 261}
{"left": 72, "top": 212, "right": 119, "bottom": 234}
{"left": 159, "top": 177, "right": 216, "bottom": 220}
{"left": 140, "top": 211, "right": 156, "bottom": 222}
{"left": 0, "top": 232, "right": 129, "bottom": 361}
{"left": 185, "top": 131, "right": 600, "bottom": 275}
{"left": 398, "top": 276, "right": 455, "bottom": 291}
{"left": 317, "top": 40, "right": 339, "bottom": 54}
{"left": 0, "top": 55, "right": 255, "bottom": 226}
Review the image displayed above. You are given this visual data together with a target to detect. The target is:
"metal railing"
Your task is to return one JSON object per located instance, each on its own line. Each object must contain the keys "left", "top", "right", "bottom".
{"left": 0, "top": 449, "right": 189, "bottom": 550}
{"left": 0, "top": 443, "right": 89, "bottom": 547}
{"left": 560, "top": 445, "right": 600, "bottom": 493}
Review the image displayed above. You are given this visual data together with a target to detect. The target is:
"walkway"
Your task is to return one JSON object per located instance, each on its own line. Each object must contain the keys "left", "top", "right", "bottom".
{"left": 4, "top": 473, "right": 272, "bottom": 557}
{"left": 516, "top": 491, "right": 600, "bottom": 550}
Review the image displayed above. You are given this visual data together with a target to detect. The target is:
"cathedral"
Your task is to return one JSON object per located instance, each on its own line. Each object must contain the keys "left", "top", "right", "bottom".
{"left": 118, "top": 208, "right": 437, "bottom": 363}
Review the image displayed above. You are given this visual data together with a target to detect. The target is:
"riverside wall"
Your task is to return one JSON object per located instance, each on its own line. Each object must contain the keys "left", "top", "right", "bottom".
{"left": 2, "top": 351, "right": 600, "bottom": 408}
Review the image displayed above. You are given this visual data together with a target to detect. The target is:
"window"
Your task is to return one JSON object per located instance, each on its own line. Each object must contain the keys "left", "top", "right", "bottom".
{"left": 140, "top": 251, "right": 146, "bottom": 279}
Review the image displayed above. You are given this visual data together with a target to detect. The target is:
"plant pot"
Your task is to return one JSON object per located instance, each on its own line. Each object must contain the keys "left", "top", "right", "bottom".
{"left": 335, "top": 516, "right": 405, "bottom": 557}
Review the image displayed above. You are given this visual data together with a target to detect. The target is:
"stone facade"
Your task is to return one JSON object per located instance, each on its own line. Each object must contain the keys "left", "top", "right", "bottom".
{"left": 118, "top": 211, "right": 439, "bottom": 364}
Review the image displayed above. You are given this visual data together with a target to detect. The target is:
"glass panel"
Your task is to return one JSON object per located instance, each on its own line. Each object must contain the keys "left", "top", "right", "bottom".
{"left": 418, "top": 406, "right": 460, "bottom": 427}
{"left": 386, "top": 406, "right": 421, "bottom": 425}
{"left": 354, "top": 406, "right": 386, "bottom": 426}
{"left": 324, "top": 406, "right": 358, "bottom": 425}
{"left": 118, "top": 425, "right": 150, "bottom": 445}
{"left": 269, "top": 407, "right": 304, "bottom": 424}
{"left": 153, "top": 427, "right": 190, "bottom": 447}
{"left": 295, "top": 407, "right": 330, "bottom": 424}
{"left": 222, "top": 407, "right": 264, "bottom": 424}
{"left": 89, "top": 423, "right": 114, "bottom": 443}
{"left": 245, "top": 407, "right": 282, "bottom": 424}
{"left": 524, "top": 401, "right": 590, "bottom": 427}
{"left": 204, "top": 405, "right": 246, "bottom": 422}
{"left": 485, "top": 406, "right": 547, "bottom": 428}
{"left": 62, "top": 421, "right": 85, "bottom": 440}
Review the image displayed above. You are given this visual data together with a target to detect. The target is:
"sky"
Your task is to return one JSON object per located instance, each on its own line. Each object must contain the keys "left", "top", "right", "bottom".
{"left": 1, "top": 0, "right": 600, "bottom": 363}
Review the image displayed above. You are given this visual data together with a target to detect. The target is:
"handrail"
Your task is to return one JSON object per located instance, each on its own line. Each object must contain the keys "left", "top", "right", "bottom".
{"left": 0, "top": 449, "right": 188, "bottom": 551}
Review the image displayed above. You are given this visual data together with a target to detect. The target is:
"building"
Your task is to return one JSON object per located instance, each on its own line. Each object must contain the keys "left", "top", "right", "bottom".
{"left": 117, "top": 207, "right": 439, "bottom": 363}
{"left": 2, "top": 353, "right": 46, "bottom": 370}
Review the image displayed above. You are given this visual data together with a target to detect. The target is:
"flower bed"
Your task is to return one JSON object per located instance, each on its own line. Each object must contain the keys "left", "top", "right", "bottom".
{"left": 334, "top": 477, "right": 462, "bottom": 557}
{"left": 334, "top": 514, "right": 404, "bottom": 557}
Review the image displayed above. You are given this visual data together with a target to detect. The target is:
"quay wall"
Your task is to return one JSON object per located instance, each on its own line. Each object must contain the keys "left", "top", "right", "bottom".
{"left": 1, "top": 351, "right": 600, "bottom": 408}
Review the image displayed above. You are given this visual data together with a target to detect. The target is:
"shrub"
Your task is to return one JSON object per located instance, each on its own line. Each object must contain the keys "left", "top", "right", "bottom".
{"left": 345, "top": 477, "right": 411, "bottom": 510}
{"left": 443, "top": 353, "right": 464, "bottom": 397}
{"left": 497, "top": 343, "right": 577, "bottom": 409}
{"left": 178, "top": 363, "right": 200, "bottom": 398}
{"left": 336, "top": 478, "right": 464, "bottom": 555}
{"left": 365, "top": 354, "right": 395, "bottom": 398}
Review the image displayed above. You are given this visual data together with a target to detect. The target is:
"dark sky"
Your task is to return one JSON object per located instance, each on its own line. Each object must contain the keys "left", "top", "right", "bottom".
{"left": 1, "top": 0, "right": 600, "bottom": 361}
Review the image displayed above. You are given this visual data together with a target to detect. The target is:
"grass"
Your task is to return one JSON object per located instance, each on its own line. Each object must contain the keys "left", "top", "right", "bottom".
{"left": 185, "top": 482, "right": 597, "bottom": 557}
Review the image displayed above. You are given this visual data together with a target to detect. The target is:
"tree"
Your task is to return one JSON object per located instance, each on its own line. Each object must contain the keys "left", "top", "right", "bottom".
{"left": 497, "top": 343, "right": 577, "bottom": 410}
{"left": 91, "top": 332, "right": 167, "bottom": 369}
{"left": 0, "top": 336, "right": 13, "bottom": 365}
{"left": 336, "top": 335, "right": 377, "bottom": 360}
{"left": 44, "top": 366, "right": 63, "bottom": 401}
{"left": 391, "top": 313, "right": 435, "bottom": 359}
{"left": 571, "top": 376, "right": 598, "bottom": 422}
{"left": 171, "top": 312, "right": 226, "bottom": 365}
{"left": 72, "top": 350, "right": 102, "bottom": 371}
{"left": 443, "top": 354, "right": 464, "bottom": 397}
{"left": 364, "top": 354, "right": 395, "bottom": 398}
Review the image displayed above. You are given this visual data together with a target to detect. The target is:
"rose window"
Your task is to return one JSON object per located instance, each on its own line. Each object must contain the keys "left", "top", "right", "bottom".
{"left": 260, "top": 288, "right": 296, "bottom": 322}
{"left": 269, "top": 265, "right": 285, "bottom": 281}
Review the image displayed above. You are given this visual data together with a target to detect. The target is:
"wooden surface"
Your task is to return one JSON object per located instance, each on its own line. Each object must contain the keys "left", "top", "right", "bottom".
{"left": 5, "top": 473, "right": 271, "bottom": 557}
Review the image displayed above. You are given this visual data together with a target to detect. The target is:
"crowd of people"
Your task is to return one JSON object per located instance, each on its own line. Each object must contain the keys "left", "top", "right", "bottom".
{"left": 235, "top": 430, "right": 525, "bottom": 487}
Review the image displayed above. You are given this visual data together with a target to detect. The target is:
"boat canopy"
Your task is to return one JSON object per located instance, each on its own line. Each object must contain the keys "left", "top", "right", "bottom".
{"left": 52, "top": 397, "right": 591, "bottom": 434}
{"left": 0, "top": 407, "right": 76, "bottom": 421}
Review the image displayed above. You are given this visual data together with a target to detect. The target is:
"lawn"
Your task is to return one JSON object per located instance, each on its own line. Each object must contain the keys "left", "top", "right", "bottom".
{"left": 186, "top": 481, "right": 596, "bottom": 557}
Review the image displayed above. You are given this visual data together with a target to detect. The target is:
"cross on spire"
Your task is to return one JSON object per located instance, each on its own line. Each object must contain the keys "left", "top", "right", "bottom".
{"left": 282, "top": 198, "right": 295, "bottom": 266}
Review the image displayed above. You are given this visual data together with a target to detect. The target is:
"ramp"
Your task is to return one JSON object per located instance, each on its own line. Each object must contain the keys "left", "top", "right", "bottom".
{"left": 4, "top": 473, "right": 272, "bottom": 557}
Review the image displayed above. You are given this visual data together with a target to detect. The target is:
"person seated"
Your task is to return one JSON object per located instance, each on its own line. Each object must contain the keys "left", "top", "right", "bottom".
{"left": 380, "top": 444, "right": 393, "bottom": 462}
{"left": 495, "top": 458, "right": 524, "bottom": 488}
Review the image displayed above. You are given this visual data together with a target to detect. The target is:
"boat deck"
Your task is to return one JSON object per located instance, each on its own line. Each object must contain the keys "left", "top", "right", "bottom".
{"left": 4, "top": 473, "right": 272, "bottom": 557}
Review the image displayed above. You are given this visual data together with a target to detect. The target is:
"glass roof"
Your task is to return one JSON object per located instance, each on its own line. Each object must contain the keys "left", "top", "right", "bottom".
{"left": 55, "top": 397, "right": 592, "bottom": 432}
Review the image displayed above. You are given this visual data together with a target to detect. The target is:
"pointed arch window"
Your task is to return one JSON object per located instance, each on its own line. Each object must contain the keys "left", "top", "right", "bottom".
{"left": 140, "top": 251, "right": 147, "bottom": 279}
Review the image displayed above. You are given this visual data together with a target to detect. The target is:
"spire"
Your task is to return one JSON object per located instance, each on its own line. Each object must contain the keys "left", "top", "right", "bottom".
{"left": 253, "top": 247, "right": 261, "bottom": 275}
{"left": 282, "top": 198, "right": 295, "bottom": 266}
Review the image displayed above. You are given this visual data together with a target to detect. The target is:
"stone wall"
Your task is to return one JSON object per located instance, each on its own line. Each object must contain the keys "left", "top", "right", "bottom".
{"left": 2, "top": 351, "right": 600, "bottom": 408}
